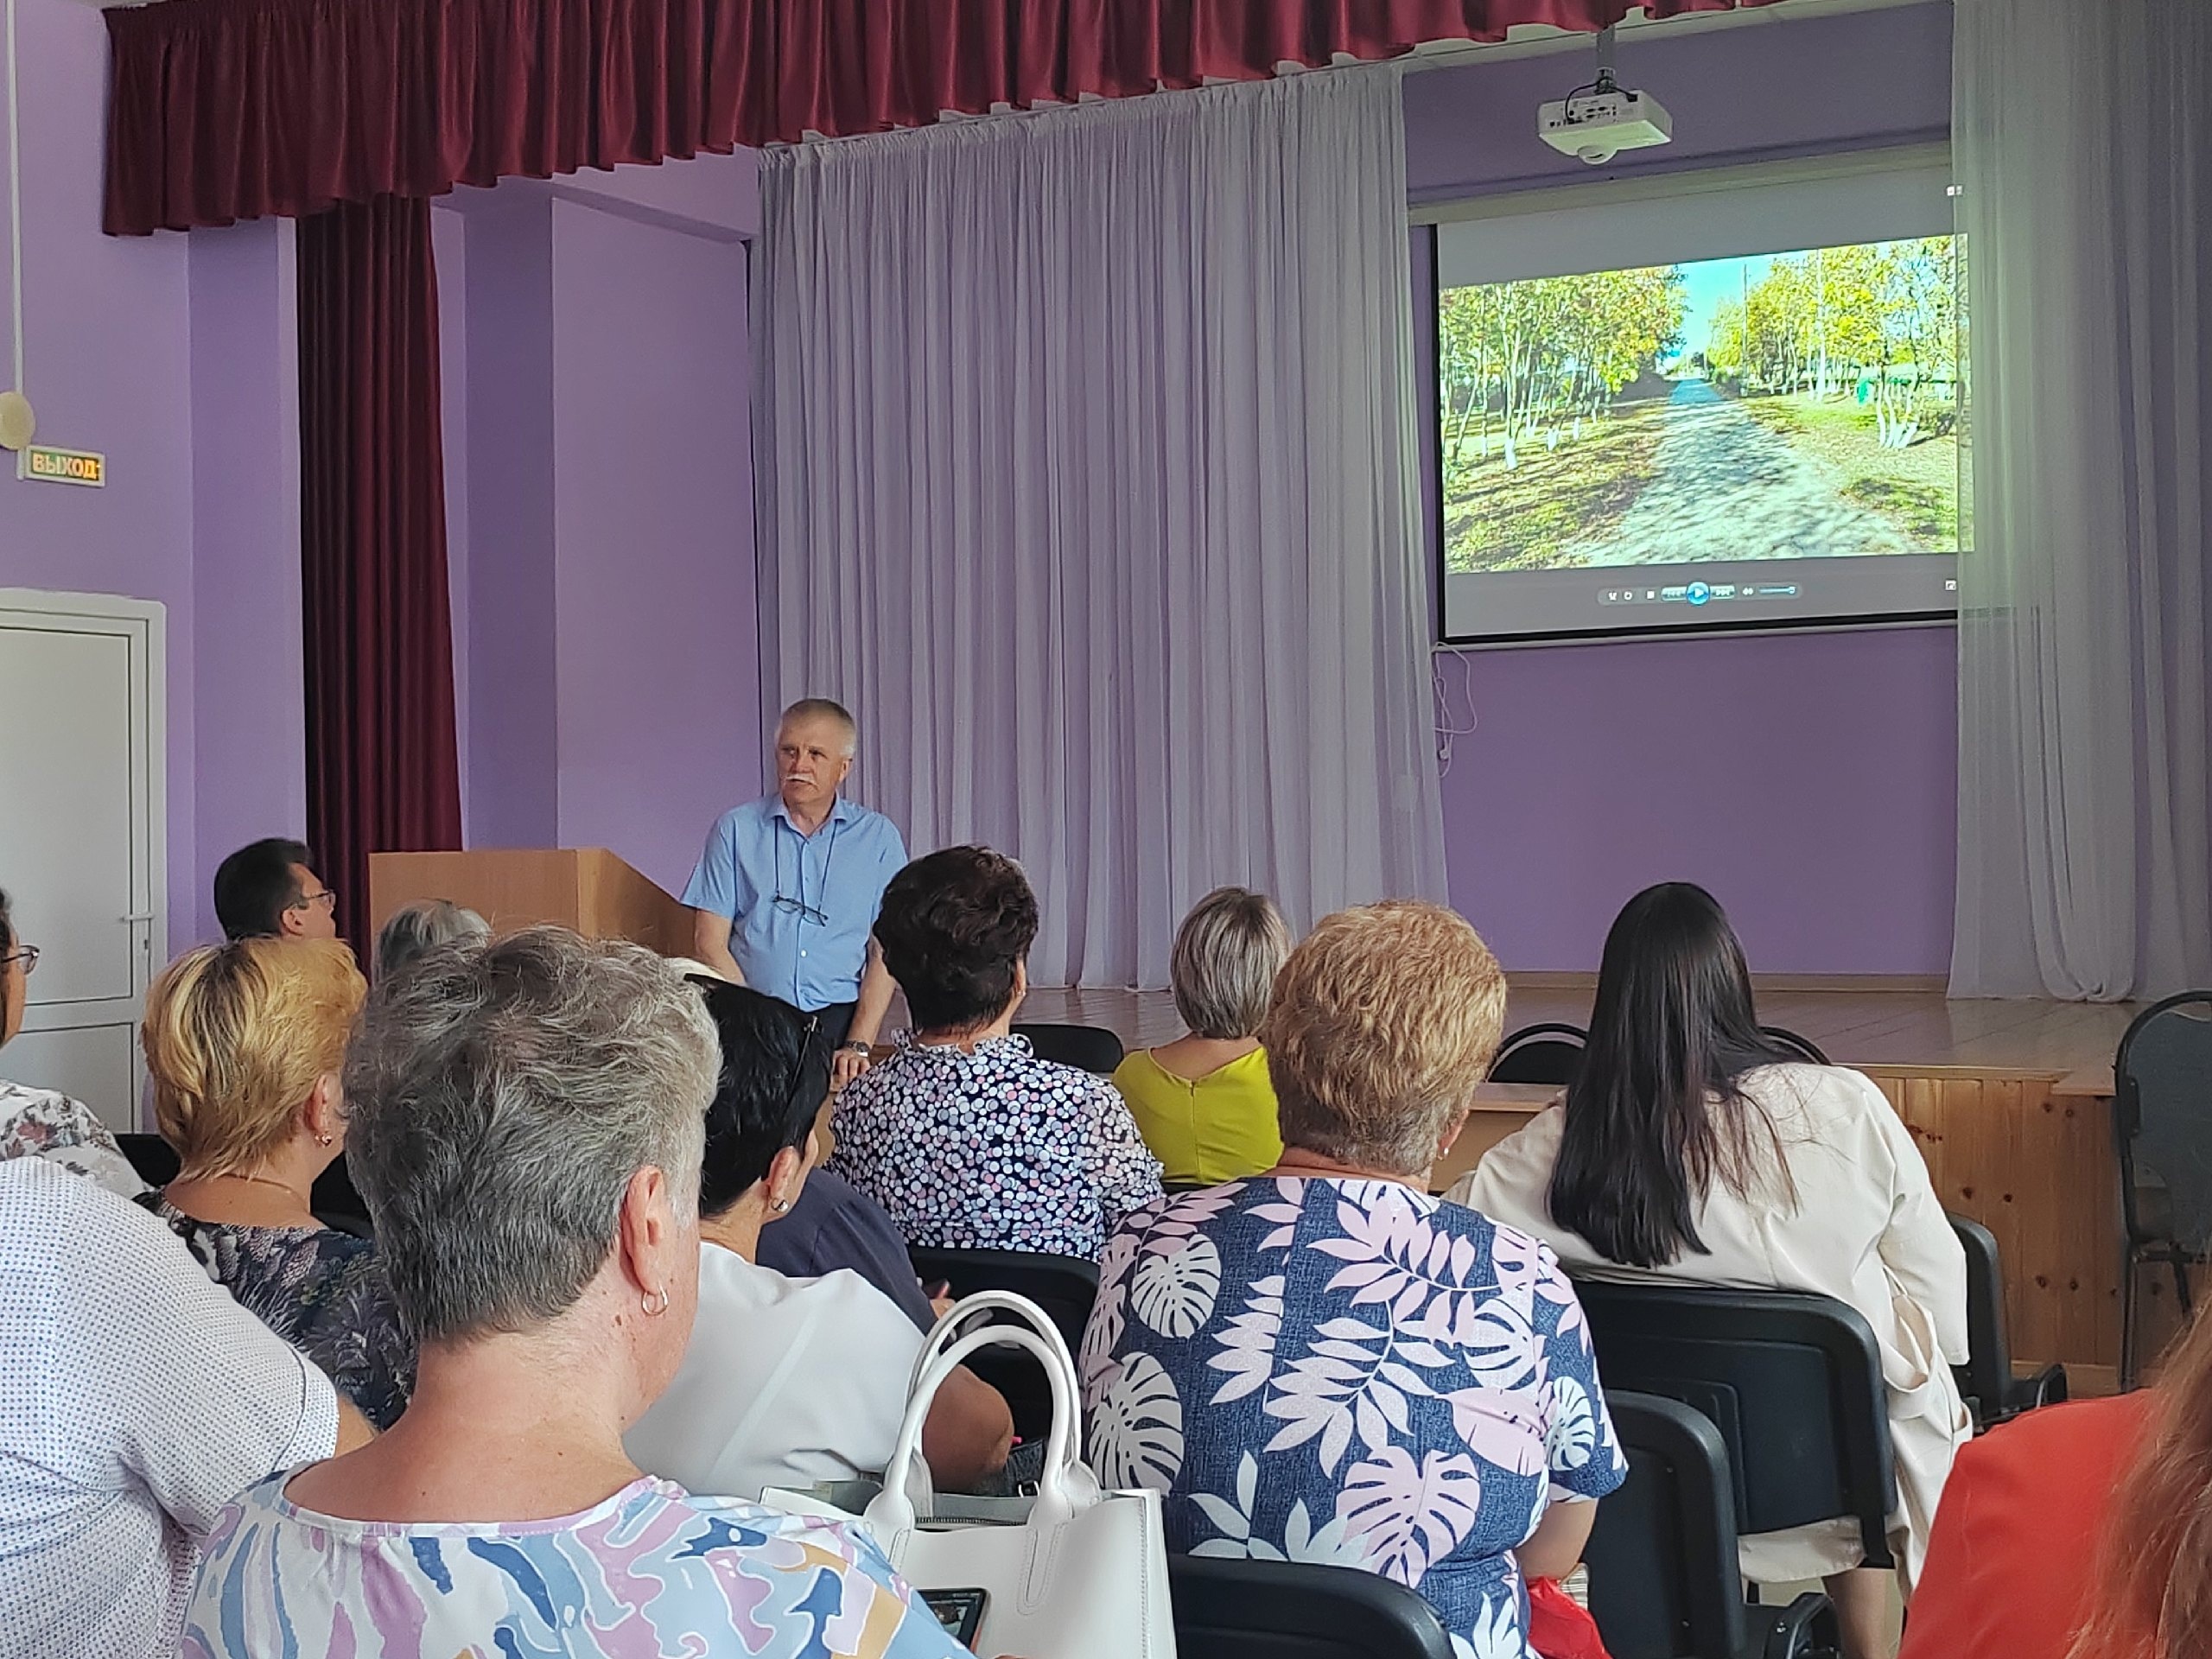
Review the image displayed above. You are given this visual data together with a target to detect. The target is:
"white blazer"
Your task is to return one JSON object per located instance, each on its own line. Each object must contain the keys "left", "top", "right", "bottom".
{"left": 1449, "top": 1062, "right": 1971, "bottom": 1591}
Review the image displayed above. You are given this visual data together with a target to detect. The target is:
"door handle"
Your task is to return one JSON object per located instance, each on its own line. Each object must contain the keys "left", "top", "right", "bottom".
{"left": 119, "top": 913, "right": 156, "bottom": 924}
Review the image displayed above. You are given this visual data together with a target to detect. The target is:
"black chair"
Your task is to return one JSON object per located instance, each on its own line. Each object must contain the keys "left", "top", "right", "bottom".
{"left": 1947, "top": 1212, "right": 2066, "bottom": 1427}
{"left": 2113, "top": 992, "right": 2212, "bottom": 1389}
{"left": 1759, "top": 1027, "right": 1830, "bottom": 1066}
{"left": 1573, "top": 1281, "right": 1897, "bottom": 1573}
{"left": 1490, "top": 1021, "right": 1587, "bottom": 1086}
{"left": 1587, "top": 1392, "right": 1837, "bottom": 1659}
{"left": 909, "top": 1246, "right": 1100, "bottom": 1441}
{"left": 117, "top": 1132, "right": 373, "bottom": 1236}
{"left": 1010, "top": 1021, "right": 1125, "bottom": 1076}
{"left": 117, "top": 1131, "right": 180, "bottom": 1186}
{"left": 1167, "top": 1555, "right": 1451, "bottom": 1659}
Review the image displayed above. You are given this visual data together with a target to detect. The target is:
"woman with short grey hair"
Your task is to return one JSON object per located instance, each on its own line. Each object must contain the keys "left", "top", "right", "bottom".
{"left": 1111, "top": 886, "right": 1294, "bottom": 1185}
{"left": 372, "top": 898, "right": 490, "bottom": 982}
{"left": 181, "top": 926, "right": 968, "bottom": 1659}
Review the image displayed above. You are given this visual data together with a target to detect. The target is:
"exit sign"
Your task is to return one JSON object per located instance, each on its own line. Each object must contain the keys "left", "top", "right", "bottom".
{"left": 22, "top": 446, "right": 105, "bottom": 486}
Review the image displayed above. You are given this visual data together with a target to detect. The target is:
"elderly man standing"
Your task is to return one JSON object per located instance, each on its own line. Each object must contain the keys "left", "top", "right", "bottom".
{"left": 683, "top": 699, "right": 906, "bottom": 1088}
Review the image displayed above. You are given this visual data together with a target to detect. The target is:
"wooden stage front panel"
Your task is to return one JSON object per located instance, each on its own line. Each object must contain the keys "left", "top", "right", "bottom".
{"left": 1020, "top": 982, "right": 2155, "bottom": 1389}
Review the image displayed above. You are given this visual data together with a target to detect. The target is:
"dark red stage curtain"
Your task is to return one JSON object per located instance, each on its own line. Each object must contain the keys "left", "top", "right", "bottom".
{"left": 105, "top": 0, "right": 1775, "bottom": 235}
{"left": 296, "top": 196, "right": 463, "bottom": 946}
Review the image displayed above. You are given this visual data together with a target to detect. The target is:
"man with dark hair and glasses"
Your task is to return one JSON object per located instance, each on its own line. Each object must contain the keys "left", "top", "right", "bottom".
{"left": 683, "top": 699, "right": 906, "bottom": 1088}
{"left": 212, "top": 839, "right": 339, "bottom": 943}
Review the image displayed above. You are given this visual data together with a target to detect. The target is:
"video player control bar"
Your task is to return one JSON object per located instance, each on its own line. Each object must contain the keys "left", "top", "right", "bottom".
{"left": 1597, "top": 582, "right": 1803, "bottom": 607}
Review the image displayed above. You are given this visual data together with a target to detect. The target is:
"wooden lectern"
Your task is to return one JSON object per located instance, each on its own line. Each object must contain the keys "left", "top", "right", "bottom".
{"left": 366, "top": 849, "right": 694, "bottom": 959}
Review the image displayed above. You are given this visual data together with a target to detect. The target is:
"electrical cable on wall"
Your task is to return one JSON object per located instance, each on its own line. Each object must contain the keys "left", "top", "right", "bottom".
{"left": 1432, "top": 647, "right": 1479, "bottom": 779}
{"left": 0, "top": 0, "right": 33, "bottom": 457}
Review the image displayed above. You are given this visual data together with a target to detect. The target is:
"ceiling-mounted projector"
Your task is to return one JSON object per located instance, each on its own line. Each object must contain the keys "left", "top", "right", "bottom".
{"left": 1539, "top": 85, "right": 1673, "bottom": 165}
{"left": 1538, "top": 28, "right": 1671, "bottom": 166}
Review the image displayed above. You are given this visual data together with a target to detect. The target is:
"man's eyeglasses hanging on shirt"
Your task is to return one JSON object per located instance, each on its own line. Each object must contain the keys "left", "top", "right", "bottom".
{"left": 771, "top": 822, "right": 841, "bottom": 928}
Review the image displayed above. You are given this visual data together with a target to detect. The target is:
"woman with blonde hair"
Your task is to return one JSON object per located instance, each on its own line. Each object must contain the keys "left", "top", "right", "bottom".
{"left": 1112, "top": 886, "right": 1292, "bottom": 1185}
{"left": 1084, "top": 901, "right": 1623, "bottom": 1656}
{"left": 139, "top": 936, "right": 414, "bottom": 1427}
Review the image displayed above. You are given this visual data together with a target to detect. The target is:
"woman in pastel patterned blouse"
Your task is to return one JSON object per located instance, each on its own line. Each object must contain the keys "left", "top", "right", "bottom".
{"left": 0, "top": 887, "right": 146, "bottom": 1198}
{"left": 1082, "top": 902, "right": 1625, "bottom": 1659}
{"left": 830, "top": 846, "right": 1163, "bottom": 1258}
{"left": 138, "top": 937, "right": 416, "bottom": 1427}
{"left": 1111, "top": 886, "right": 1291, "bottom": 1185}
{"left": 182, "top": 927, "right": 970, "bottom": 1659}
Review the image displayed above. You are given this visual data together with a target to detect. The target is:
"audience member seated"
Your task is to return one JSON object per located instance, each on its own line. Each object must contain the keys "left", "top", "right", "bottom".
{"left": 372, "top": 896, "right": 489, "bottom": 981}
{"left": 1900, "top": 1296, "right": 2212, "bottom": 1659}
{"left": 1111, "top": 885, "right": 1290, "bottom": 1185}
{"left": 183, "top": 927, "right": 969, "bottom": 1659}
{"left": 0, "top": 1157, "right": 371, "bottom": 1656}
{"left": 211, "top": 836, "right": 338, "bottom": 941}
{"left": 1082, "top": 900, "right": 1624, "bottom": 1655}
{"left": 830, "top": 845, "right": 1163, "bottom": 1258}
{"left": 627, "top": 979, "right": 1013, "bottom": 1498}
{"left": 758, "top": 1165, "right": 943, "bottom": 1329}
{"left": 0, "top": 886, "right": 144, "bottom": 1198}
{"left": 669, "top": 957, "right": 944, "bottom": 1327}
{"left": 137, "top": 938, "right": 415, "bottom": 1428}
{"left": 1454, "top": 881, "right": 1967, "bottom": 1659}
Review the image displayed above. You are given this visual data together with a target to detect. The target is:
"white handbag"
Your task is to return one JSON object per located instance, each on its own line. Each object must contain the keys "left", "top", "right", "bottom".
{"left": 773, "top": 1289, "right": 1176, "bottom": 1659}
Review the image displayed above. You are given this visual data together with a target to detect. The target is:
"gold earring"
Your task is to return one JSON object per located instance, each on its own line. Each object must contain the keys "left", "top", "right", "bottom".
{"left": 641, "top": 1287, "right": 670, "bottom": 1316}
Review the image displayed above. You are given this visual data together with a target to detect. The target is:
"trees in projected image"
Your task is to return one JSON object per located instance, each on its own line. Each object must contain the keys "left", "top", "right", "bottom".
{"left": 1707, "top": 238, "right": 1958, "bottom": 450}
{"left": 1438, "top": 238, "right": 1962, "bottom": 574}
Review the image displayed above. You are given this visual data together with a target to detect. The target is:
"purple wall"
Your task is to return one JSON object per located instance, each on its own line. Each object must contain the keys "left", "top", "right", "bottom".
{"left": 438, "top": 156, "right": 761, "bottom": 897}
{"left": 550, "top": 197, "right": 755, "bottom": 896}
{"left": 188, "top": 219, "right": 307, "bottom": 944}
{"left": 1409, "top": 1, "right": 1960, "bottom": 974}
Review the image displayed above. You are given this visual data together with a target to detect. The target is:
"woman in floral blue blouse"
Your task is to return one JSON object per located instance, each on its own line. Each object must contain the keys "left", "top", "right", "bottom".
{"left": 1081, "top": 901, "right": 1624, "bottom": 1659}
{"left": 829, "top": 846, "right": 1162, "bottom": 1259}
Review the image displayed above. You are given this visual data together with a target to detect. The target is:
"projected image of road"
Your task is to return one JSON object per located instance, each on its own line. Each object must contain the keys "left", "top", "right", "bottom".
{"left": 1439, "top": 239, "right": 1961, "bottom": 575}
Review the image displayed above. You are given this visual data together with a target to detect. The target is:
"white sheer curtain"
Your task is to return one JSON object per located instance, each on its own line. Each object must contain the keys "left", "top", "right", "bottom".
{"left": 1950, "top": 0, "right": 2212, "bottom": 1000}
{"left": 753, "top": 69, "right": 1446, "bottom": 988}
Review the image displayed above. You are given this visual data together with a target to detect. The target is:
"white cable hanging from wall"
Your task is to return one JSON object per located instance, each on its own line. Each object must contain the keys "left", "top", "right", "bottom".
{"left": 0, "top": 0, "right": 33, "bottom": 454}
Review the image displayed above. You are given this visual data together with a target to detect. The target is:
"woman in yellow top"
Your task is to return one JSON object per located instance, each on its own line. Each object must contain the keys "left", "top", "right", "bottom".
{"left": 1113, "top": 887, "right": 1293, "bottom": 1185}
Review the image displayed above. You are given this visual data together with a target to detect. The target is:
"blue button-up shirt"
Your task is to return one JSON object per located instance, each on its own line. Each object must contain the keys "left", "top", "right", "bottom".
{"left": 681, "top": 795, "right": 909, "bottom": 1011}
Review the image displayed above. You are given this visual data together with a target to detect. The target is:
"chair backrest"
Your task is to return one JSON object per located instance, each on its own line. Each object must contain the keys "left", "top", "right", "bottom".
{"left": 1010, "top": 1021, "right": 1126, "bottom": 1077}
{"left": 2115, "top": 994, "right": 2212, "bottom": 1253}
{"left": 1574, "top": 1279, "right": 1897, "bottom": 1569}
{"left": 1947, "top": 1212, "right": 2011, "bottom": 1424}
{"left": 907, "top": 1246, "right": 1102, "bottom": 1441}
{"left": 1490, "top": 1021, "right": 1588, "bottom": 1086}
{"left": 1759, "top": 1026, "right": 1831, "bottom": 1066}
{"left": 1586, "top": 1391, "right": 1751, "bottom": 1659}
{"left": 1167, "top": 1555, "right": 1452, "bottom": 1659}
{"left": 116, "top": 1131, "right": 181, "bottom": 1186}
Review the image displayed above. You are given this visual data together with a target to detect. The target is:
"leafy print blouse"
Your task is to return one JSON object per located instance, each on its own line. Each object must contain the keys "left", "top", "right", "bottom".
{"left": 1081, "top": 1178, "right": 1626, "bottom": 1658}
{"left": 828, "top": 1033, "right": 1164, "bottom": 1260}
{"left": 137, "top": 1196, "right": 416, "bottom": 1430}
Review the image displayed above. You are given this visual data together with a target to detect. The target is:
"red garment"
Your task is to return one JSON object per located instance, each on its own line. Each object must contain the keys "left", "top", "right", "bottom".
{"left": 1898, "top": 1394, "right": 2155, "bottom": 1659}
{"left": 1529, "top": 1579, "right": 1611, "bottom": 1659}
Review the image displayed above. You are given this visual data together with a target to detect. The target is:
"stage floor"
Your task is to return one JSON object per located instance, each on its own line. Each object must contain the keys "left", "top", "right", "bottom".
{"left": 1019, "top": 981, "right": 2139, "bottom": 1078}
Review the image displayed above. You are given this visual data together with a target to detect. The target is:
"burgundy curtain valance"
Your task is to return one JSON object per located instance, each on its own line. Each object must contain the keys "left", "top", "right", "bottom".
{"left": 105, "top": 0, "right": 1770, "bottom": 236}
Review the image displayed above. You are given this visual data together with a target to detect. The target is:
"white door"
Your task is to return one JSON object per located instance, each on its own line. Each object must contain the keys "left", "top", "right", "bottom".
{"left": 0, "top": 589, "right": 167, "bottom": 1133}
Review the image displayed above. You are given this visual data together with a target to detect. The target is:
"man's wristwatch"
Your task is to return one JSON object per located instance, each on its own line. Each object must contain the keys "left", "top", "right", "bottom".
{"left": 837, "top": 1040, "right": 872, "bottom": 1056}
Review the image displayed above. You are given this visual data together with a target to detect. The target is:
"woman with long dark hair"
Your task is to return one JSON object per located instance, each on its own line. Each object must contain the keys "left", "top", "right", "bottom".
{"left": 1455, "top": 883, "right": 1969, "bottom": 1659}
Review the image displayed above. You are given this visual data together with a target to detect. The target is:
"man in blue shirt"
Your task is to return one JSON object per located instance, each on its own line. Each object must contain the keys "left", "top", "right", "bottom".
{"left": 683, "top": 698, "right": 906, "bottom": 1089}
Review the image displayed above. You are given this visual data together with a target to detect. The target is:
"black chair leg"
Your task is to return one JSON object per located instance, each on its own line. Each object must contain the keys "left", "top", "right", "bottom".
{"left": 2121, "top": 1243, "right": 2141, "bottom": 1392}
{"left": 2174, "top": 1256, "right": 2196, "bottom": 1319}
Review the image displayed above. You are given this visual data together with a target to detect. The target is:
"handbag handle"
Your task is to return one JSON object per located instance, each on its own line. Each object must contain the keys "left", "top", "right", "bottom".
{"left": 869, "top": 1297, "right": 1096, "bottom": 1541}
{"left": 910, "top": 1287, "right": 1084, "bottom": 1395}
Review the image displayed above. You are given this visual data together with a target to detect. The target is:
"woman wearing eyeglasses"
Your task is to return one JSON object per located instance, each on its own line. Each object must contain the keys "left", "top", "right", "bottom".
{"left": 0, "top": 887, "right": 147, "bottom": 1197}
{"left": 624, "top": 977, "right": 1014, "bottom": 1499}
